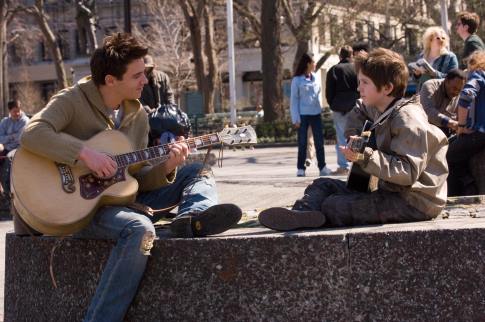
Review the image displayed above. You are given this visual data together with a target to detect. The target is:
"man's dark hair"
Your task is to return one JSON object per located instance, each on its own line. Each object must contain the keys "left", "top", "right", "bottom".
{"left": 352, "top": 42, "right": 369, "bottom": 54}
{"left": 294, "top": 52, "right": 314, "bottom": 76}
{"left": 339, "top": 45, "right": 353, "bottom": 60}
{"left": 90, "top": 32, "right": 148, "bottom": 86}
{"left": 445, "top": 68, "right": 467, "bottom": 81}
{"left": 457, "top": 11, "right": 480, "bottom": 34}
{"left": 7, "top": 100, "right": 20, "bottom": 110}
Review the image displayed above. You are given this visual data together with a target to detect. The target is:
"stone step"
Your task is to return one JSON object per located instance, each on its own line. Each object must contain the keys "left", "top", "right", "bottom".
{"left": 5, "top": 215, "right": 485, "bottom": 321}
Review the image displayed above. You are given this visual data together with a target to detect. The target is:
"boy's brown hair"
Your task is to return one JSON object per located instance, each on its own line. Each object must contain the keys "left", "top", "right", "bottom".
{"left": 457, "top": 11, "right": 480, "bottom": 34}
{"left": 354, "top": 48, "right": 408, "bottom": 98}
{"left": 90, "top": 32, "right": 148, "bottom": 86}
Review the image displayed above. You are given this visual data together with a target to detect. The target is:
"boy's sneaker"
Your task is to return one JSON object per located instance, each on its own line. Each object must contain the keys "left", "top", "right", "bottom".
{"left": 296, "top": 169, "right": 305, "bottom": 177}
{"left": 170, "top": 204, "right": 242, "bottom": 238}
{"left": 258, "top": 207, "right": 326, "bottom": 231}
{"left": 319, "top": 166, "right": 332, "bottom": 176}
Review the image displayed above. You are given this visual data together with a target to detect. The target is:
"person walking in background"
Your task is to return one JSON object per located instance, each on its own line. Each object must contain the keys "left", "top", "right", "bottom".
{"left": 411, "top": 26, "right": 458, "bottom": 92}
{"left": 455, "top": 11, "right": 485, "bottom": 69}
{"left": 290, "top": 52, "right": 331, "bottom": 177}
{"left": 325, "top": 45, "right": 359, "bottom": 175}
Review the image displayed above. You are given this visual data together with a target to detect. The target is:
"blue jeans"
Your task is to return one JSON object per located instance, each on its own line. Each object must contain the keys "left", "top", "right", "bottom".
{"left": 76, "top": 162, "right": 217, "bottom": 321}
{"left": 136, "top": 162, "right": 218, "bottom": 219}
{"left": 297, "top": 114, "right": 326, "bottom": 170}
{"left": 332, "top": 111, "right": 349, "bottom": 170}
{"left": 74, "top": 207, "right": 156, "bottom": 322}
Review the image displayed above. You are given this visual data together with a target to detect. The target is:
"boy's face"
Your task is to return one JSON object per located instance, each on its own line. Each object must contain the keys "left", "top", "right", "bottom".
{"left": 357, "top": 71, "right": 388, "bottom": 109}
{"left": 455, "top": 19, "right": 468, "bottom": 38}
{"left": 9, "top": 107, "right": 21, "bottom": 120}
{"left": 112, "top": 58, "right": 148, "bottom": 101}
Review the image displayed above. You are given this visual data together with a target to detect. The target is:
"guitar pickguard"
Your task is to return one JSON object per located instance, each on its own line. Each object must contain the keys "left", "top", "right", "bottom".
{"left": 79, "top": 168, "right": 126, "bottom": 200}
{"left": 55, "top": 163, "right": 76, "bottom": 194}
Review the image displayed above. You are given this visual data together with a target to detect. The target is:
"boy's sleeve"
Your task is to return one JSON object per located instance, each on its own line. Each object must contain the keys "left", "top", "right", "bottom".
{"left": 359, "top": 113, "right": 428, "bottom": 186}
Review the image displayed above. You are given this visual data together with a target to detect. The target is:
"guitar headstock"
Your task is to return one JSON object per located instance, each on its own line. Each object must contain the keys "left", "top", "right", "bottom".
{"left": 218, "top": 125, "right": 257, "bottom": 146}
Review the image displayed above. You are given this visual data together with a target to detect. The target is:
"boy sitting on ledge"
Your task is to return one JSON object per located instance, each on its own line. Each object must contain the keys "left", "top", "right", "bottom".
{"left": 259, "top": 48, "right": 449, "bottom": 231}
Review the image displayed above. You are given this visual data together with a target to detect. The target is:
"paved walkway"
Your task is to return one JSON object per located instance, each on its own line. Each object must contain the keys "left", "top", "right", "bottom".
{"left": 0, "top": 145, "right": 341, "bottom": 320}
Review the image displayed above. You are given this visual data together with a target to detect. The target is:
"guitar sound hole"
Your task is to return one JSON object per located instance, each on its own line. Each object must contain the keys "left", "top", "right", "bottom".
{"left": 79, "top": 168, "right": 126, "bottom": 199}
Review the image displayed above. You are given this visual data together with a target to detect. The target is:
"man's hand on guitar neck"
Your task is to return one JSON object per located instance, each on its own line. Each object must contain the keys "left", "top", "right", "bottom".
{"left": 78, "top": 146, "right": 118, "bottom": 178}
{"left": 160, "top": 137, "right": 189, "bottom": 174}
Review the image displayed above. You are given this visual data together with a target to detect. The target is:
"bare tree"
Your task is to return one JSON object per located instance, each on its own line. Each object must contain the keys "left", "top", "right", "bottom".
{"left": 281, "top": 0, "right": 326, "bottom": 73}
{"left": 133, "top": 0, "right": 195, "bottom": 105}
{"left": 179, "top": 0, "right": 221, "bottom": 114}
{"left": 233, "top": 0, "right": 285, "bottom": 121}
{"left": 8, "top": 0, "right": 68, "bottom": 92}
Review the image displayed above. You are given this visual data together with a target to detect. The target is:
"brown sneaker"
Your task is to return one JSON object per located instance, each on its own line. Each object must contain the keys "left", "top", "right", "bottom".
{"left": 331, "top": 167, "right": 349, "bottom": 176}
{"left": 258, "top": 207, "right": 325, "bottom": 231}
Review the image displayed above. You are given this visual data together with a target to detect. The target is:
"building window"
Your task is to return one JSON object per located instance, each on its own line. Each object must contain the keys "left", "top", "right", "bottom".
{"left": 41, "top": 82, "right": 57, "bottom": 102}
{"left": 58, "top": 30, "right": 71, "bottom": 60}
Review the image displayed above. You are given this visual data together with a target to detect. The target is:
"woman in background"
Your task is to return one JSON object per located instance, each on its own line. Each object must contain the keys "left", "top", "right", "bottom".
{"left": 413, "top": 26, "right": 458, "bottom": 91}
{"left": 290, "top": 53, "right": 331, "bottom": 177}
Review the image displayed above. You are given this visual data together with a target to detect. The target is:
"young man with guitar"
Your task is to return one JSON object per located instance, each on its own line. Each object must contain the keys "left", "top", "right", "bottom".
{"left": 259, "top": 48, "right": 448, "bottom": 231}
{"left": 16, "top": 33, "right": 241, "bottom": 321}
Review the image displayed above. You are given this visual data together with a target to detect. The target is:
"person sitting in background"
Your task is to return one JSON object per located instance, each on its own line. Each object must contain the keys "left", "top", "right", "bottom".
{"left": 325, "top": 45, "right": 359, "bottom": 175}
{"left": 0, "top": 100, "right": 29, "bottom": 194}
{"left": 455, "top": 11, "right": 485, "bottom": 69}
{"left": 419, "top": 68, "right": 466, "bottom": 136}
{"left": 447, "top": 50, "right": 485, "bottom": 196}
{"left": 411, "top": 26, "right": 458, "bottom": 92}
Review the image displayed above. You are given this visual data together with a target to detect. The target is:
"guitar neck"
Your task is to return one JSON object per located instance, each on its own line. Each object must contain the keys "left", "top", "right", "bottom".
{"left": 114, "top": 133, "right": 221, "bottom": 167}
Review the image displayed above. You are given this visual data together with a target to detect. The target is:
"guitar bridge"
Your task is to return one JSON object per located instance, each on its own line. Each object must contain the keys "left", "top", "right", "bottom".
{"left": 79, "top": 168, "right": 126, "bottom": 199}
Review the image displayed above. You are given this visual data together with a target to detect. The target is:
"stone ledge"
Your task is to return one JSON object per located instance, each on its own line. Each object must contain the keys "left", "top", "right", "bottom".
{"left": 5, "top": 217, "right": 485, "bottom": 321}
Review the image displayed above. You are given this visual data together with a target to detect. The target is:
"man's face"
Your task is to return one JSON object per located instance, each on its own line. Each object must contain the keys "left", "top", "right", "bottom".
{"left": 113, "top": 58, "right": 148, "bottom": 100}
{"left": 357, "top": 71, "right": 387, "bottom": 108}
{"left": 445, "top": 77, "right": 465, "bottom": 98}
{"left": 9, "top": 107, "right": 21, "bottom": 120}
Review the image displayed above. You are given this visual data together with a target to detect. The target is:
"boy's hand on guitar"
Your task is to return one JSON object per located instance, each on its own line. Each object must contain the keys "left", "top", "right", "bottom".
{"left": 78, "top": 146, "right": 118, "bottom": 178}
{"left": 339, "top": 145, "right": 360, "bottom": 162}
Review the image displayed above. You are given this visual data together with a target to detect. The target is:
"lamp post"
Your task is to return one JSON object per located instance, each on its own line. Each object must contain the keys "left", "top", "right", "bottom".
{"left": 440, "top": 0, "right": 449, "bottom": 35}
{"left": 226, "top": 0, "right": 237, "bottom": 126}
{"left": 124, "top": 0, "right": 131, "bottom": 33}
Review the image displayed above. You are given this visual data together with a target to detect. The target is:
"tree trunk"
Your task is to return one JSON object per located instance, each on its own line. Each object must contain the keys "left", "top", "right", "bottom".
{"left": 202, "top": 0, "right": 218, "bottom": 114}
{"left": 0, "top": 1, "right": 7, "bottom": 117}
{"left": 34, "top": 0, "right": 68, "bottom": 91}
{"left": 261, "top": 0, "right": 284, "bottom": 122}
{"left": 293, "top": 39, "right": 310, "bottom": 74}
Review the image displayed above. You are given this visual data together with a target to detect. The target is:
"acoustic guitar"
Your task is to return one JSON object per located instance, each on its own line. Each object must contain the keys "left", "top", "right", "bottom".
{"left": 11, "top": 126, "right": 257, "bottom": 236}
{"left": 346, "top": 120, "right": 377, "bottom": 192}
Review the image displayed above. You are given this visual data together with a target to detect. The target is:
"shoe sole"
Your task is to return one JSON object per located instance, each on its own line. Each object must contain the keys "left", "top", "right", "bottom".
{"left": 171, "top": 204, "right": 242, "bottom": 238}
{"left": 258, "top": 207, "right": 325, "bottom": 231}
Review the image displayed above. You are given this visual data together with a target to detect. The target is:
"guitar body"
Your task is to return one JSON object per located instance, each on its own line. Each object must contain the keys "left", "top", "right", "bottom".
{"left": 11, "top": 130, "right": 139, "bottom": 236}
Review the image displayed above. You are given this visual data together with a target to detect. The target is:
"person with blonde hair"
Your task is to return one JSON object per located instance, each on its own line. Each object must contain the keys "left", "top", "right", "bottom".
{"left": 447, "top": 50, "right": 485, "bottom": 196}
{"left": 412, "top": 26, "right": 458, "bottom": 91}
